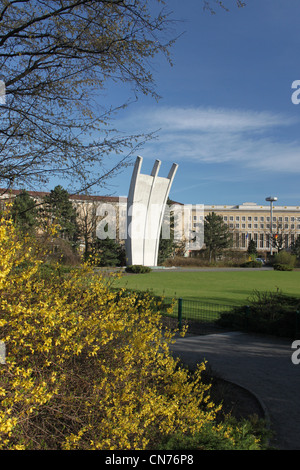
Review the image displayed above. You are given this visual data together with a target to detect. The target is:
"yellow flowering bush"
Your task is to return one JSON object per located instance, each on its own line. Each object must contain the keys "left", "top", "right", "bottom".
{"left": 0, "top": 212, "right": 261, "bottom": 450}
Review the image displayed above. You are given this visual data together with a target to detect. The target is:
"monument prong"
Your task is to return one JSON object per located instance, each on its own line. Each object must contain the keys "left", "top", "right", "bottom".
{"left": 150, "top": 159, "right": 161, "bottom": 177}
{"left": 167, "top": 163, "right": 178, "bottom": 181}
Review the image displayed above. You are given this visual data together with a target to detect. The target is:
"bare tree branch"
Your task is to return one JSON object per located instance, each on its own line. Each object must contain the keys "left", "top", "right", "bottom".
{"left": 0, "top": 0, "right": 177, "bottom": 192}
{"left": 203, "top": 0, "right": 246, "bottom": 14}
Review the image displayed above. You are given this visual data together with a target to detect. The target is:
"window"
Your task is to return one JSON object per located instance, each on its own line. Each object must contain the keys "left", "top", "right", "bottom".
{"left": 259, "top": 233, "right": 264, "bottom": 248}
{"left": 260, "top": 216, "right": 264, "bottom": 221}
{"left": 242, "top": 223, "right": 246, "bottom": 229}
{"left": 254, "top": 233, "right": 258, "bottom": 247}
{"left": 248, "top": 224, "right": 252, "bottom": 229}
{"left": 260, "top": 224, "right": 264, "bottom": 229}
{"left": 241, "top": 233, "right": 246, "bottom": 248}
{"left": 285, "top": 234, "right": 289, "bottom": 248}
{"left": 248, "top": 216, "right": 252, "bottom": 221}
{"left": 236, "top": 223, "right": 240, "bottom": 229}
{"left": 229, "top": 216, "right": 234, "bottom": 221}
{"left": 242, "top": 216, "right": 246, "bottom": 221}
{"left": 224, "top": 216, "right": 228, "bottom": 221}
{"left": 236, "top": 216, "right": 240, "bottom": 221}
{"left": 254, "top": 224, "right": 258, "bottom": 229}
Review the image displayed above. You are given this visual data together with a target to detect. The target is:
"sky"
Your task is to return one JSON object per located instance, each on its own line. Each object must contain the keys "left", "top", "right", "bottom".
{"left": 54, "top": 1, "right": 300, "bottom": 206}
{"left": 104, "top": 0, "right": 300, "bottom": 207}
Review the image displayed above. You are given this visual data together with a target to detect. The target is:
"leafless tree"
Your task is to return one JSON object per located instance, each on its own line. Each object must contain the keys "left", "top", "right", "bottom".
{"left": 0, "top": 0, "right": 176, "bottom": 193}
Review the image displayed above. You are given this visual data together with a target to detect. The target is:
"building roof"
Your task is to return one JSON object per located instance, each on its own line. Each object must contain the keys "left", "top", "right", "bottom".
{"left": 0, "top": 188, "right": 121, "bottom": 203}
{"left": 204, "top": 202, "right": 300, "bottom": 211}
{"left": 0, "top": 188, "right": 184, "bottom": 205}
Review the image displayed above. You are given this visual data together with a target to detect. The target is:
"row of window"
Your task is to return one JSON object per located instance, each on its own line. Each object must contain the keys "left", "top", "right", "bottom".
{"left": 192, "top": 215, "right": 300, "bottom": 222}
{"left": 237, "top": 233, "right": 298, "bottom": 249}
{"left": 223, "top": 215, "right": 300, "bottom": 222}
{"left": 227, "top": 223, "right": 300, "bottom": 230}
{"left": 192, "top": 221, "right": 300, "bottom": 230}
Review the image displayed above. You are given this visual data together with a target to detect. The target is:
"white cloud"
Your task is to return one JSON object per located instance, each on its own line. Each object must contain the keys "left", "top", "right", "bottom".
{"left": 137, "top": 106, "right": 294, "bottom": 133}
{"left": 120, "top": 105, "right": 300, "bottom": 173}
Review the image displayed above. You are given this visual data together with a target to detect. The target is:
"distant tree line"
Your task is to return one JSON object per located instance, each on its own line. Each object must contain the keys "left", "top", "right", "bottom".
{"left": 12, "top": 191, "right": 298, "bottom": 268}
{"left": 9, "top": 186, "right": 126, "bottom": 266}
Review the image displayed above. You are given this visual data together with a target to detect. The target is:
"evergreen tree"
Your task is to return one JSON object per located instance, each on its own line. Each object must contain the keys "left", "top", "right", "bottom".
{"left": 92, "top": 237, "right": 126, "bottom": 267}
{"left": 204, "top": 212, "right": 232, "bottom": 262}
{"left": 90, "top": 222, "right": 125, "bottom": 266}
{"left": 43, "top": 186, "right": 79, "bottom": 247}
{"left": 11, "top": 190, "right": 39, "bottom": 234}
{"left": 247, "top": 239, "right": 257, "bottom": 258}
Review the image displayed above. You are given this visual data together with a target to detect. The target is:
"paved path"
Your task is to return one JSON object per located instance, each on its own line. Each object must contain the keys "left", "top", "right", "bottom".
{"left": 170, "top": 331, "right": 300, "bottom": 450}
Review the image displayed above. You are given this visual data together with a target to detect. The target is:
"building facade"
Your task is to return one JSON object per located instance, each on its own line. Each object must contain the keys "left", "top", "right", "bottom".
{"left": 191, "top": 202, "right": 300, "bottom": 253}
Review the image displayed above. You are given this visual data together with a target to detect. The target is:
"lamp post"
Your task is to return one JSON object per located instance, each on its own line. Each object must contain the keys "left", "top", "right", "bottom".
{"left": 265, "top": 196, "right": 278, "bottom": 256}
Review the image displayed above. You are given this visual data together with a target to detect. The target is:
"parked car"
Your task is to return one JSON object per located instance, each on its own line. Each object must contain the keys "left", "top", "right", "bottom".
{"left": 255, "top": 258, "right": 265, "bottom": 265}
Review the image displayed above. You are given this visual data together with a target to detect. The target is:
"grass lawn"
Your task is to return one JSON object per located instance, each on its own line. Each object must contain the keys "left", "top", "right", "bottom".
{"left": 112, "top": 270, "right": 300, "bottom": 305}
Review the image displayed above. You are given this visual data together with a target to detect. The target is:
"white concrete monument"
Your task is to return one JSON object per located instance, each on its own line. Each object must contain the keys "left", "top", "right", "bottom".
{"left": 125, "top": 156, "right": 178, "bottom": 267}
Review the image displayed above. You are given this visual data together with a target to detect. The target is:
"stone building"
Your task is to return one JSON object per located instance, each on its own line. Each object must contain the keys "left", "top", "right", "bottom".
{"left": 191, "top": 201, "right": 300, "bottom": 253}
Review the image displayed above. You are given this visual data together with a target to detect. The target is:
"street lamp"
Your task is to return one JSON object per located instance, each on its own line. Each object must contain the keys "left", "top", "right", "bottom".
{"left": 265, "top": 196, "right": 278, "bottom": 256}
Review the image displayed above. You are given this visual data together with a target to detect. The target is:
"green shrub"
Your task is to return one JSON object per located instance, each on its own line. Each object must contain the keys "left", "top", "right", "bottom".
{"left": 240, "top": 260, "right": 262, "bottom": 268}
{"left": 273, "top": 251, "right": 296, "bottom": 267}
{"left": 273, "top": 263, "right": 293, "bottom": 271}
{"left": 217, "top": 290, "right": 300, "bottom": 338}
{"left": 125, "top": 264, "right": 152, "bottom": 274}
{"left": 158, "top": 417, "right": 263, "bottom": 450}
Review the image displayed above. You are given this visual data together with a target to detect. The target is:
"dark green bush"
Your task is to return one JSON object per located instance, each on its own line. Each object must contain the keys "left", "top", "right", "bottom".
{"left": 217, "top": 290, "right": 300, "bottom": 338}
{"left": 273, "top": 263, "right": 293, "bottom": 271}
{"left": 240, "top": 260, "right": 262, "bottom": 268}
{"left": 158, "top": 417, "right": 264, "bottom": 450}
{"left": 125, "top": 264, "right": 152, "bottom": 274}
{"left": 87, "top": 237, "right": 126, "bottom": 267}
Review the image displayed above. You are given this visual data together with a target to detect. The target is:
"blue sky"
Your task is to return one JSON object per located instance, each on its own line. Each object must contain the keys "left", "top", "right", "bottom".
{"left": 50, "top": 1, "right": 300, "bottom": 206}
{"left": 104, "top": 0, "right": 300, "bottom": 207}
